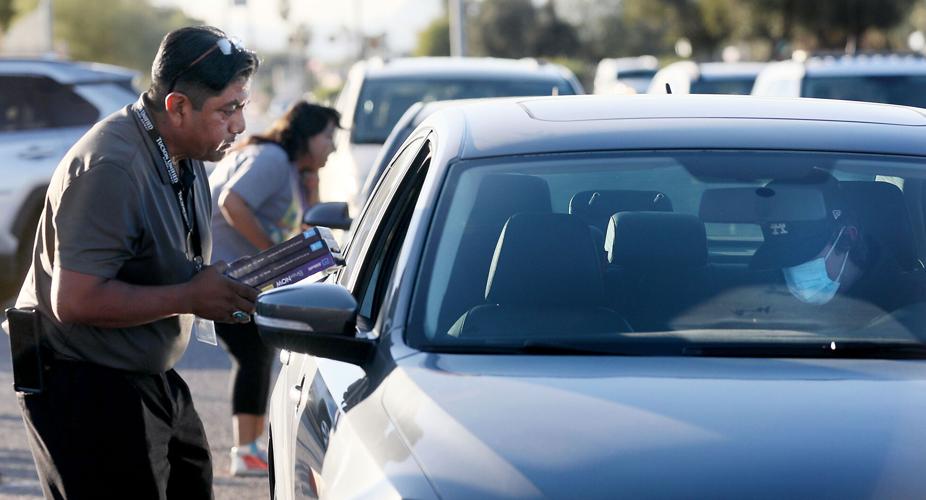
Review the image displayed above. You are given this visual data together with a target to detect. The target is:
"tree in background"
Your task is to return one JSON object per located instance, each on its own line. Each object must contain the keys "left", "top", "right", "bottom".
{"left": 0, "top": 0, "right": 36, "bottom": 39}
{"left": 469, "top": 0, "right": 538, "bottom": 58}
{"left": 414, "top": 15, "right": 450, "bottom": 56}
{"left": 533, "top": 0, "right": 581, "bottom": 58}
{"left": 416, "top": 0, "right": 921, "bottom": 65}
{"left": 736, "top": 0, "right": 918, "bottom": 56}
{"left": 53, "top": 0, "right": 200, "bottom": 81}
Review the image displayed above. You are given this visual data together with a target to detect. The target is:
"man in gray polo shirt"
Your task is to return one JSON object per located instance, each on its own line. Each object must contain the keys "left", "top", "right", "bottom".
{"left": 11, "top": 26, "right": 259, "bottom": 499}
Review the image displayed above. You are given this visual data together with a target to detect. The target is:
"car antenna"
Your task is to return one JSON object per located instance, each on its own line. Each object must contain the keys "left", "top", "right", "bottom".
{"left": 665, "top": 83, "right": 673, "bottom": 94}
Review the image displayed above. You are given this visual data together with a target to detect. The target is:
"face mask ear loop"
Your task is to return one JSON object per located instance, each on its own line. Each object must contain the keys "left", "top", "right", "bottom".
{"left": 824, "top": 226, "right": 847, "bottom": 261}
{"left": 834, "top": 246, "right": 850, "bottom": 283}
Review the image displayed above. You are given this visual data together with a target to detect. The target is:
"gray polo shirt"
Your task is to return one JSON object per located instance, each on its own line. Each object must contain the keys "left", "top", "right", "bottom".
{"left": 15, "top": 95, "right": 213, "bottom": 374}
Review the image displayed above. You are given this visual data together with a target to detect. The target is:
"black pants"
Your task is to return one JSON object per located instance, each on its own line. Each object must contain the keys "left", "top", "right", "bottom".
{"left": 18, "top": 361, "right": 212, "bottom": 500}
{"left": 215, "top": 321, "right": 275, "bottom": 415}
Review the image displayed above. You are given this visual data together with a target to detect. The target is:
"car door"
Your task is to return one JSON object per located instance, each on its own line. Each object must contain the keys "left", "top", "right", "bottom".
{"left": 287, "top": 134, "right": 433, "bottom": 499}
{"left": 0, "top": 75, "right": 101, "bottom": 280}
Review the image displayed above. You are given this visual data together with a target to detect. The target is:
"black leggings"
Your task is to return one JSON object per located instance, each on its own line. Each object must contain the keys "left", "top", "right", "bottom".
{"left": 215, "top": 321, "right": 276, "bottom": 415}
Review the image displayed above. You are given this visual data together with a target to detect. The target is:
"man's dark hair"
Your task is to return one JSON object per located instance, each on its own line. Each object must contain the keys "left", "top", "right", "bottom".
{"left": 147, "top": 25, "right": 259, "bottom": 111}
{"left": 246, "top": 101, "right": 341, "bottom": 161}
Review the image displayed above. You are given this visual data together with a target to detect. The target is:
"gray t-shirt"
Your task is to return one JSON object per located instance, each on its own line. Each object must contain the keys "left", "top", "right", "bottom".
{"left": 15, "top": 96, "right": 213, "bottom": 374}
{"left": 209, "top": 142, "right": 303, "bottom": 264}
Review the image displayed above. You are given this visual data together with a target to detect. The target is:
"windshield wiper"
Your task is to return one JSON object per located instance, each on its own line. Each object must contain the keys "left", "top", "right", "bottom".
{"left": 682, "top": 341, "right": 926, "bottom": 359}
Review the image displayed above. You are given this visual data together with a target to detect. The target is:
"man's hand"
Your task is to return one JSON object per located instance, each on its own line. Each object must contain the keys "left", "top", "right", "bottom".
{"left": 184, "top": 262, "right": 259, "bottom": 323}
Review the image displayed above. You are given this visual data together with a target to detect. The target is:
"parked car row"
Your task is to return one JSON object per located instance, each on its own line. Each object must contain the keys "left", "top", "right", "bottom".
{"left": 8, "top": 51, "right": 926, "bottom": 500}
{"left": 595, "top": 52, "right": 926, "bottom": 104}
{"left": 262, "top": 51, "right": 926, "bottom": 500}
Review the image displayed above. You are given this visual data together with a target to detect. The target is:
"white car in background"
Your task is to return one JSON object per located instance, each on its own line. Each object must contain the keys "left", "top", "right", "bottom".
{"left": 593, "top": 55, "right": 659, "bottom": 95}
{"left": 648, "top": 60, "right": 765, "bottom": 95}
{"left": 319, "top": 56, "right": 583, "bottom": 213}
{"left": 751, "top": 53, "right": 926, "bottom": 107}
{"left": 0, "top": 58, "right": 139, "bottom": 288}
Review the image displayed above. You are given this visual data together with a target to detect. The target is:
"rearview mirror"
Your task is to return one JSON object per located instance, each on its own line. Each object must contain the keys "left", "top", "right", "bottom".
{"left": 255, "top": 282, "right": 374, "bottom": 365}
{"left": 304, "top": 202, "right": 352, "bottom": 231}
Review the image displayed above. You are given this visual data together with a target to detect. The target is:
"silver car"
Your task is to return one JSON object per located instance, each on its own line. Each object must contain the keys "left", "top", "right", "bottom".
{"left": 319, "top": 56, "right": 584, "bottom": 213}
{"left": 259, "top": 94, "right": 926, "bottom": 499}
{"left": 0, "top": 58, "right": 138, "bottom": 287}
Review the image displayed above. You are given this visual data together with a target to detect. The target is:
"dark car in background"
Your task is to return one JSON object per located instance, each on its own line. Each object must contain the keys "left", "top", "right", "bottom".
{"left": 259, "top": 94, "right": 926, "bottom": 499}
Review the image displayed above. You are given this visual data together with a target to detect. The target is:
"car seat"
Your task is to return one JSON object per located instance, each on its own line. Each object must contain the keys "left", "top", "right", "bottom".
{"left": 437, "top": 174, "right": 554, "bottom": 334}
{"left": 448, "top": 212, "right": 631, "bottom": 338}
{"left": 605, "top": 211, "right": 708, "bottom": 331}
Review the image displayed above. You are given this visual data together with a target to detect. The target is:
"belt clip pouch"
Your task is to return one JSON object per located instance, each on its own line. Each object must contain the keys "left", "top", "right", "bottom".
{"left": 5, "top": 308, "right": 45, "bottom": 394}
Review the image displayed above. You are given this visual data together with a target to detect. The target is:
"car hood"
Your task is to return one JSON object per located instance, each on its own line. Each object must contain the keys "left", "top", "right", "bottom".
{"left": 381, "top": 354, "right": 926, "bottom": 499}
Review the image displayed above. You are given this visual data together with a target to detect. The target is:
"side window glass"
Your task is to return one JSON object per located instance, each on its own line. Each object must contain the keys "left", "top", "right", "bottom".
{"left": 0, "top": 76, "right": 98, "bottom": 132}
{"left": 345, "top": 137, "right": 424, "bottom": 269}
{"left": 356, "top": 142, "right": 432, "bottom": 324}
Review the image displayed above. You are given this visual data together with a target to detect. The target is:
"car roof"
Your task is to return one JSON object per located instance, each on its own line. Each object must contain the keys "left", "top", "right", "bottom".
{"left": 0, "top": 57, "right": 139, "bottom": 84}
{"left": 802, "top": 54, "right": 926, "bottom": 77}
{"left": 421, "top": 94, "right": 926, "bottom": 160}
{"left": 358, "top": 57, "right": 574, "bottom": 82}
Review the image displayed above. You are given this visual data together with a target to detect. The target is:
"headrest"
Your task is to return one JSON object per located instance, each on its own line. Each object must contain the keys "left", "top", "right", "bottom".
{"left": 486, "top": 213, "right": 604, "bottom": 307}
{"left": 841, "top": 181, "right": 918, "bottom": 270}
{"left": 570, "top": 190, "right": 672, "bottom": 233}
{"left": 607, "top": 211, "right": 707, "bottom": 268}
{"left": 468, "top": 174, "right": 552, "bottom": 230}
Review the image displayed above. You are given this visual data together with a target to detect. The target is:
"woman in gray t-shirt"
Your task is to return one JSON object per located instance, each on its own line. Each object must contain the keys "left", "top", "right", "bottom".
{"left": 208, "top": 101, "right": 340, "bottom": 477}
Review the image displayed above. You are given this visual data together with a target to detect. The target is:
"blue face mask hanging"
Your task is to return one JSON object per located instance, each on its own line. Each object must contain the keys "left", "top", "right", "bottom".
{"left": 783, "top": 227, "right": 850, "bottom": 305}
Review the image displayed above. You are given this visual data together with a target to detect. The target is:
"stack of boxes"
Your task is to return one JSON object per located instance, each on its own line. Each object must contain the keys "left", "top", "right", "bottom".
{"left": 226, "top": 227, "right": 342, "bottom": 291}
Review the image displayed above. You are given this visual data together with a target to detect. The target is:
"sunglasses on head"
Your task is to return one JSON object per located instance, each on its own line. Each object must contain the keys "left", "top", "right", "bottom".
{"left": 167, "top": 37, "right": 246, "bottom": 93}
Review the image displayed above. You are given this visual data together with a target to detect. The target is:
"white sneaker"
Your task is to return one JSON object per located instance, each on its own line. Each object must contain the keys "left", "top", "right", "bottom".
{"left": 229, "top": 442, "right": 269, "bottom": 477}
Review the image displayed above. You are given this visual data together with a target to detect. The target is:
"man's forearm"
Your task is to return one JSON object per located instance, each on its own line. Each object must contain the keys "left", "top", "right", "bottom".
{"left": 52, "top": 270, "right": 191, "bottom": 328}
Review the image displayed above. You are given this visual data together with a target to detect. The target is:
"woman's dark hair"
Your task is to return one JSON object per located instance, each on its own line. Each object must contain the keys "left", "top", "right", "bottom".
{"left": 148, "top": 25, "right": 259, "bottom": 111}
{"left": 246, "top": 101, "right": 341, "bottom": 161}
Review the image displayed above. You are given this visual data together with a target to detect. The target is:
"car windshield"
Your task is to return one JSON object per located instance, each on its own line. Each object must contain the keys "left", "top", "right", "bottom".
{"left": 352, "top": 78, "right": 576, "bottom": 143}
{"left": 690, "top": 77, "right": 757, "bottom": 95}
{"left": 802, "top": 75, "right": 926, "bottom": 107}
{"left": 409, "top": 150, "right": 926, "bottom": 357}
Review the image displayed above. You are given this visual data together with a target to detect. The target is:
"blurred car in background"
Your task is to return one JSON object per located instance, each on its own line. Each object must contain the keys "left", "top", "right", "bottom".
{"left": 360, "top": 98, "right": 481, "bottom": 202}
{"left": 593, "top": 55, "right": 659, "bottom": 95}
{"left": 751, "top": 53, "right": 926, "bottom": 107}
{"left": 318, "top": 56, "right": 583, "bottom": 212}
{"left": 0, "top": 58, "right": 138, "bottom": 288}
{"left": 259, "top": 93, "right": 926, "bottom": 499}
{"left": 648, "top": 61, "right": 765, "bottom": 95}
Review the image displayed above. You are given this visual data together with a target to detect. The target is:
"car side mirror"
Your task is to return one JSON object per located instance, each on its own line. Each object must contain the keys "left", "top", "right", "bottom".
{"left": 255, "top": 282, "right": 375, "bottom": 366}
{"left": 304, "top": 202, "right": 352, "bottom": 231}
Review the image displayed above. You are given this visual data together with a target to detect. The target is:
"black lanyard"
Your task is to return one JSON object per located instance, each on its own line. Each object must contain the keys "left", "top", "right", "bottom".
{"left": 132, "top": 103, "right": 203, "bottom": 270}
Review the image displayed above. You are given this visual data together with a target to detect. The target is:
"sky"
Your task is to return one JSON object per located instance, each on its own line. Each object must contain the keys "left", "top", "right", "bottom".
{"left": 153, "top": 0, "right": 444, "bottom": 61}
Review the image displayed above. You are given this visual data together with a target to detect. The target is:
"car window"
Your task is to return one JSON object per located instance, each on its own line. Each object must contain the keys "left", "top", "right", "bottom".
{"left": 352, "top": 78, "right": 576, "bottom": 144}
{"left": 409, "top": 150, "right": 926, "bottom": 357}
{"left": 802, "top": 75, "right": 926, "bottom": 107}
{"left": 344, "top": 136, "right": 425, "bottom": 274}
{"left": 354, "top": 141, "right": 432, "bottom": 326}
{"left": 0, "top": 76, "right": 99, "bottom": 132}
{"left": 690, "top": 77, "right": 757, "bottom": 95}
